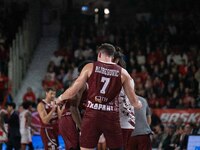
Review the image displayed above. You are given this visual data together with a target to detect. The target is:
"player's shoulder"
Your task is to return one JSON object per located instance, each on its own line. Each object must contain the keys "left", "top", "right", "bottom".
{"left": 37, "top": 101, "right": 45, "bottom": 109}
{"left": 82, "top": 62, "right": 94, "bottom": 70}
{"left": 121, "top": 67, "right": 132, "bottom": 82}
{"left": 121, "top": 67, "right": 129, "bottom": 76}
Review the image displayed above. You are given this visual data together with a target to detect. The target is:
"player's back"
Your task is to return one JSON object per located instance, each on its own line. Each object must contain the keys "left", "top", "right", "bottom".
{"left": 87, "top": 61, "right": 122, "bottom": 112}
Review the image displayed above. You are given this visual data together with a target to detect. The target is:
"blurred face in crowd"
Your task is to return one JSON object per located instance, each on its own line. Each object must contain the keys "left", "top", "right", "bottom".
{"left": 175, "top": 118, "right": 183, "bottom": 127}
{"left": 154, "top": 124, "right": 163, "bottom": 134}
{"left": 176, "top": 125, "right": 184, "bottom": 135}
{"left": 167, "top": 125, "right": 176, "bottom": 135}
{"left": 184, "top": 124, "right": 193, "bottom": 134}
{"left": 18, "top": 105, "right": 24, "bottom": 113}
{"left": 7, "top": 105, "right": 13, "bottom": 114}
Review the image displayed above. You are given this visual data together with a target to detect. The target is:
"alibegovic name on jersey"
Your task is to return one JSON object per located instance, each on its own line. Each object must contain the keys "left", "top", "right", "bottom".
{"left": 95, "top": 66, "right": 119, "bottom": 77}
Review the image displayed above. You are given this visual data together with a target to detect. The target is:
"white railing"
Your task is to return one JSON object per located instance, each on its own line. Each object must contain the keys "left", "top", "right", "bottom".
{"left": 8, "top": 0, "right": 41, "bottom": 96}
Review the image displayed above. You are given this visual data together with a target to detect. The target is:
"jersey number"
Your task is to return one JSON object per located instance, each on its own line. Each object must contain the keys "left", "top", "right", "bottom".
{"left": 100, "top": 77, "right": 110, "bottom": 94}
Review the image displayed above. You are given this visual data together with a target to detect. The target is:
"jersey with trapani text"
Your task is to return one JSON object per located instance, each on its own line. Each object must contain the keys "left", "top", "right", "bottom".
{"left": 39, "top": 100, "right": 58, "bottom": 128}
{"left": 87, "top": 61, "right": 122, "bottom": 111}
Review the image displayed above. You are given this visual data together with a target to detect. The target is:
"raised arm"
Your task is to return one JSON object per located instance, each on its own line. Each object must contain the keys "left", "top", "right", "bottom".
{"left": 58, "top": 63, "right": 93, "bottom": 102}
{"left": 121, "top": 68, "right": 142, "bottom": 109}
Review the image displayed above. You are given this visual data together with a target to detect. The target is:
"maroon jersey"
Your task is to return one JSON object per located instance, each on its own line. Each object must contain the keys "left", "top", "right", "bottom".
{"left": 59, "top": 102, "right": 71, "bottom": 117}
{"left": 87, "top": 61, "right": 122, "bottom": 111}
{"left": 39, "top": 100, "right": 59, "bottom": 149}
{"left": 39, "top": 100, "right": 58, "bottom": 128}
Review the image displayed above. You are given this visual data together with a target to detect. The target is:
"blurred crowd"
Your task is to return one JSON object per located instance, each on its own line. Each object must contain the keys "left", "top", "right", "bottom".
{"left": 38, "top": 1, "right": 200, "bottom": 148}
{"left": 0, "top": 0, "right": 29, "bottom": 105}
{"left": 1, "top": 0, "right": 200, "bottom": 149}
{"left": 42, "top": 0, "right": 200, "bottom": 109}
{"left": 151, "top": 120, "right": 200, "bottom": 150}
{"left": 0, "top": 0, "right": 29, "bottom": 74}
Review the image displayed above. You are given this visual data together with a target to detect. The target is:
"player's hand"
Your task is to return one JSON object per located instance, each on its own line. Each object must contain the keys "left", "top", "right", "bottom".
{"left": 58, "top": 104, "right": 65, "bottom": 113}
{"left": 55, "top": 95, "right": 63, "bottom": 105}
{"left": 51, "top": 102, "right": 57, "bottom": 111}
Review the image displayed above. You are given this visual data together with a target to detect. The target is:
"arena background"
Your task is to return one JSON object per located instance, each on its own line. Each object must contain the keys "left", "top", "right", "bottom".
{"left": 0, "top": 0, "right": 200, "bottom": 149}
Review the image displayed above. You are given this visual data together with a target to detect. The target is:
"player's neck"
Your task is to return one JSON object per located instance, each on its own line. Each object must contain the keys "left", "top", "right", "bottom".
{"left": 44, "top": 98, "right": 51, "bottom": 104}
{"left": 98, "top": 55, "right": 113, "bottom": 63}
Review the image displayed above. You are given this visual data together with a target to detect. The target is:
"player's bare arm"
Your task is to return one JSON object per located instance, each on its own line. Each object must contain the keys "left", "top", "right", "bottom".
{"left": 37, "top": 102, "right": 57, "bottom": 124}
{"left": 70, "top": 84, "right": 87, "bottom": 130}
{"left": 121, "top": 68, "right": 142, "bottom": 109}
{"left": 58, "top": 63, "right": 93, "bottom": 103}
{"left": 25, "top": 111, "right": 32, "bottom": 128}
{"left": 57, "top": 104, "right": 65, "bottom": 119}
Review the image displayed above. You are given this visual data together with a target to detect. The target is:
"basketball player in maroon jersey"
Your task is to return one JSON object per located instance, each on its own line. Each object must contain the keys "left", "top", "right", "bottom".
{"left": 57, "top": 43, "right": 142, "bottom": 150}
{"left": 57, "top": 61, "right": 93, "bottom": 150}
{"left": 57, "top": 97, "right": 83, "bottom": 150}
{"left": 37, "top": 88, "right": 58, "bottom": 150}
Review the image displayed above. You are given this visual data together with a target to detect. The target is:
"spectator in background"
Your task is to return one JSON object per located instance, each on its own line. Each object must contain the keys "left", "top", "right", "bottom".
{"left": 152, "top": 124, "right": 165, "bottom": 149}
{"left": 19, "top": 101, "right": 34, "bottom": 150}
{"left": 23, "top": 87, "right": 36, "bottom": 104}
{"left": 179, "top": 123, "right": 194, "bottom": 150}
{"left": 50, "top": 53, "right": 63, "bottom": 67}
{"left": 0, "top": 71, "right": 9, "bottom": 105}
{"left": 0, "top": 44, "right": 9, "bottom": 75}
{"left": 0, "top": 108, "right": 8, "bottom": 149}
{"left": 6, "top": 102, "right": 21, "bottom": 150}
{"left": 159, "top": 124, "right": 176, "bottom": 150}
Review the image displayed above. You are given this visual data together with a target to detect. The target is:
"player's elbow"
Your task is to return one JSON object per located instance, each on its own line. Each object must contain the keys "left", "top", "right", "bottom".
{"left": 131, "top": 100, "right": 142, "bottom": 109}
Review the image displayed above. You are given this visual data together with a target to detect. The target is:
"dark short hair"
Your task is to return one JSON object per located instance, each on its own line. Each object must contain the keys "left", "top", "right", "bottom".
{"left": 45, "top": 87, "right": 56, "bottom": 93}
{"left": 160, "top": 124, "right": 165, "bottom": 132}
{"left": 97, "top": 43, "right": 116, "bottom": 56}
{"left": 22, "top": 101, "right": 32, "bottom": 109}
{"left": 6, "top": 102, "right": 16, "bottom": 109}
{"left": 114, "top": 46, "right": 126, "bottom": 68}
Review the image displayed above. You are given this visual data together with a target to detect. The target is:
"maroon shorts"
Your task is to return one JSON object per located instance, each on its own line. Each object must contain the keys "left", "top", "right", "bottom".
{"left": 80, "top": 109, "right": 123, "bottom": 149}
{"left": 59, "top": 115, "right": 79, "bottom": 149}
{"left": 128, "top": 134, "right": 152, "bottom": 150}
{"left": 122, "top": 128, "right": 133, "bottom": 150}
{"left": 40, "top": 126, "right": 59, "bottom": 150}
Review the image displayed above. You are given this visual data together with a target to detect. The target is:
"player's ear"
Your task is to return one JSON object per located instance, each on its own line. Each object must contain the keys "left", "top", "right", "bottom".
{"left": 98, "top": 52, "right": 101, "bottom": 58}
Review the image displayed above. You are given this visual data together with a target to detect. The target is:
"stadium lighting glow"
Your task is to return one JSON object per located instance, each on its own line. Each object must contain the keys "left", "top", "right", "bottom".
{"left": 94, "top": 8, "right": 99, "bottom": 13}
{"left": 81, "top": 6, "right": 88, "bottom": 12}
{"left": 104, "top": 8, "right": 110, "bottom": 15}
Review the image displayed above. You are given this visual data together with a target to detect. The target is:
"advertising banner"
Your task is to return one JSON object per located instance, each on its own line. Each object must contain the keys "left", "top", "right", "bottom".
{"left": 152, "top": 109, "right": 200, "bottom": 124}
